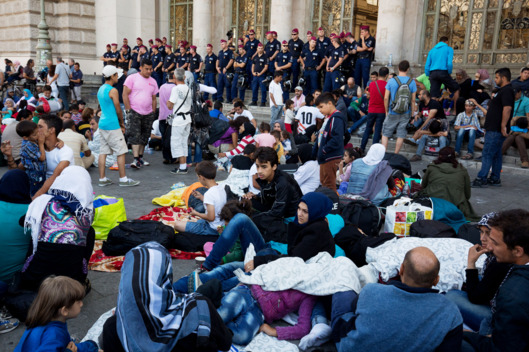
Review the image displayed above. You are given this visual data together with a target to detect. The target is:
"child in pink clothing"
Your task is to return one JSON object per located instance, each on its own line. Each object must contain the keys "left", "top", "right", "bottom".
{"left": 337, "top": 147, "right": 362, "bottom": 194}
{"left": 254, "top": 122, "right": 276, "bottom": 148}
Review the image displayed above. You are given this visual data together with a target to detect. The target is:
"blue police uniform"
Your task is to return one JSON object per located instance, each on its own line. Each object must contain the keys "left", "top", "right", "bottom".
{"left": 130, "top": 46, "right": 140, "bottom": 70}
{"left": 231, "top": 54, "right": 248, "bottom": 101}
{"left": 301, "top": 47, "right": 324, "bottom": 95}
{"left": 244, "top": 38, "right": 260, "bottom": 85}
{"left": 288, "top": 38, "right": 304, "bottom": 88}
{"left": 151, "top": 51, "right": 163, "bottom": 87}
{"left": 189, "top": 53, "right": 202, "bottom": 82}
{"left": 203, "top": 52, "right": 217, "bottom": 100}
{"left": 323, "top": 45, "right": 345, "bottom": 92}
{"left": 162, "top": 53, "right": 175, "bottom": 83}
{"left": 265, "top": 39, "right": 281, "bottom": 75}
{"left": 217, "top": 48, "right": 234, "bottom": 102}
{"left": 276, "top": 51, "right": 293, "bottom": 101}
{"left": 342, "top": 40, "right": 358, "bottom": 78}
{"left": 251, "top": 53, "right": 269, "bottom": 104}
{"left": 176, "top": 53, "right": 189, "bottom": 69}
{"left": 354, "top": 35, "right": 375, "bottom": 88}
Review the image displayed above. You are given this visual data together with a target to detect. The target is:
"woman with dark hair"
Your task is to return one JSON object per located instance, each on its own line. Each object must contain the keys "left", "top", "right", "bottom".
{"left": 421, "top": 146, "right": 479, "bottom": 220}
{"left": 46, "top": 65, "right": 59, "bottom": 98}
{"left": 207, "top": 117, "right": 240, "bottom": 154}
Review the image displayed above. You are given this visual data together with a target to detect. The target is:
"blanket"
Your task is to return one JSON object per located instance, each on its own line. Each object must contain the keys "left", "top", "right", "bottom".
{"left": 137, "top": 206, "right": 195, "bottom": 225}
{"left": 241, "top": 332, "right": 299, "bottom": 352}
{"left": 235, "top": 252, "right": 378, "bottom": 295}
{"left": 152, "top": 187, "right": 187, "bottom": 207}
{"left": 365, "top": 237, "right": 486, "bottom": 292}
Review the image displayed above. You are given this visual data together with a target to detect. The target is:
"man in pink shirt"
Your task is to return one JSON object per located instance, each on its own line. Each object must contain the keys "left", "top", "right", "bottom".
{"left": 158, "top": 71, "right": 176, "bottom": 164}
{"left": 292, "top": 86, "right": 306, "bottom": 112}
{"left": 123, "top": 58, "right": 159, "bottom": 168}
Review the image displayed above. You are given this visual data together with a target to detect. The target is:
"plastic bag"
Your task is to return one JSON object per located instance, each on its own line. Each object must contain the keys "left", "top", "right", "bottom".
{"left": 92, "top": 195, "right": 127, "bottom": 240}
{"left": 383, "top": 197, "right": 433, "bottom": 237}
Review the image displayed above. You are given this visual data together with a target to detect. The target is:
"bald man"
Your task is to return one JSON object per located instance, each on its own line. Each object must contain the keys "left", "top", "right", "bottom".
{"left": 330, "top": 247, "right": 463, "bottom": 352}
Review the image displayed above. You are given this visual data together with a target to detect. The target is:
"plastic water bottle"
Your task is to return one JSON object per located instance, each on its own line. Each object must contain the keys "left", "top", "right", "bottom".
{"left": 389, "top": 54, "right": 393, "bottom": 67}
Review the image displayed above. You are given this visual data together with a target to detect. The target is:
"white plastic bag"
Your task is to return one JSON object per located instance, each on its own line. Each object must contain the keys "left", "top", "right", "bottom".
{"left": 383, "top": 197, "right": 433, "bottom": 236}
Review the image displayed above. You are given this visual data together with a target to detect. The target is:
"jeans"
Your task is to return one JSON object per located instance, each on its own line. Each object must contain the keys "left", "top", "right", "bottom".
{"left": 354, "top": 58, "right": 371, "bottom": 88}
{"left": 58, "top": 85, "right": 69, "bottom": 110}
{"left": 217, "top": 285, "right": 264, "bottom": 345}
{"left": 311, "top": 299, "right": 329, "bottom": 326}
{"left": 187, "top": 139, "right": 202, "bottom": 164}
{"left": 204, "top": 213, "right": 267, "bottom": 270}
{"left": 455, "top": 128, "right": 476, "bottom": 155}
{"left": 204, "top": 73, "right": 217, "bottom": 100}
{"left": 270, "top": 104, "right": 283, "bottom": 126}
{"left": 331, "top": 290, "right": 358, "bottom": 348}
{"left": 348, "top": 114, "right": 368, "bottom": 133}
{"left": 360, "top": 113, "right": 386, "bottom": 150}
{"left": 231, "top": 73, "right": 246, "bottom": 101}
{"left": 303, "top": 69, "right": 318, "bottom": 95}
{"left": 416, "top": 135, "right": 448, "bottom": 156}
{"left": 251, "top": 75, "right": 267, "bottom": 103}
{"left": 292, "top": 59, "right": 301, "bottom": 88}
{"left": 217, "top": 72, "right": 232, "bottom": 102}
{"left": 444, "top": 290, "right": 492, "bottom": 333}
{"left": 173, "top": 261, "right": 244, "bottom": 293}
{"left": 477, "top": 131, "right": 505, "bottom": 181}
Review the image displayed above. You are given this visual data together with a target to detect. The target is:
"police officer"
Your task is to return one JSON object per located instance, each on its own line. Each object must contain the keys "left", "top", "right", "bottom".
{"left": 216, "top": 39, "right": 234, "bottom": 103}
{"left": 122, "top": 38, "right": 130, "bottom": 51}
{"left": 276, "top": 40, "right": 293, "bottom": 102}
{"left": 162, "top": 45, "right": 175, "bottom": 83}
{"left": 151, "top": 45, "right": 163, "bottom": 87}
{"left": 156, "top": 38, "right": 166, "bottom": 59}
{"left": 188, "top": 45, "right": 203, "bottom": 82}
{"left": 301, "top": 36, "right": 325, "bottom": 95}
{"left": 176, "top": 45, "right": 189, "bottom": 70}
{"left": 244, "top": 29, "right": 260, "bottom": 86}
{"left": 355, "top": 25, "right": 376, "bottom": 88}
{"left": 265, "top": 31, "right": 280, "bottom": 75}
{"left": 323, "top": 35, "right": 345, "bottom": 92}
{"left": 109, "top": 43, "right": 120, "bottom": 62}
{"left": 250, "top": 43, "right": 269, "bottom": 106}
{"left": 203, "top": 43, "right": 217, "bottom": 101}
{"left": 118, "top": 45, "right": 131, "bottom": 70}
{"left": 130, "top": 37, "right": 143, "bottom": 70}
{"left": 148, "top": 39, "right": 154, "bottom": 56}
{"left": 101, "top": 44, "right": 112, "bottom": 66}
{"left": 232, "top": 45, "right": 248, "bottom": 101}
{"left": 303, "top": 31, "right": 312, "bottom": 52}
{"left": 343, "top": 32, "right": 358, "bottom": 79}
{"left": 316, "top": 28, "right": 331, "bottom": 89}
{"left": 288, "top": 28, "right": 304, "bottom": 89}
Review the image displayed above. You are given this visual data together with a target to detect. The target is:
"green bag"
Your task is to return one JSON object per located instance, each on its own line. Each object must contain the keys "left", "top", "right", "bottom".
{"left": 92, "top": 195, "right": 127, "bottom": 240}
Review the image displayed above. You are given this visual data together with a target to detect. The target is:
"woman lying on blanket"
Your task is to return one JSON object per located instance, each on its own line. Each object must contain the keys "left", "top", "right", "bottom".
{"left": 173, "top": 192, "right": 336, "bottom": 293}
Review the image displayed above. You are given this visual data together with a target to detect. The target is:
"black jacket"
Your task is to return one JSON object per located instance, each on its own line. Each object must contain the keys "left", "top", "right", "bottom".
{"left": 464, "top": 257, "right": 511, "bottom": 305}
{"left": 255, "top": 170, "right": 302, "bottom": 218}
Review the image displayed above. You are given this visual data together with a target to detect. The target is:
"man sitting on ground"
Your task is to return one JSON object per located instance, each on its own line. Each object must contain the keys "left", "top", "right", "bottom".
{"left": 410, "top": 118, "right": 449, "bottom": 162}
{"left": 331, "top": 247, "right": 463, "bottom": 352}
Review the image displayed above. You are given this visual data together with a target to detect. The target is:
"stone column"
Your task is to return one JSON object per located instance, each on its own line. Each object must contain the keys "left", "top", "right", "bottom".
{"left": 270, "top": 0, "right": 293, "bottom": 41}
{"left": 375, "top": 0, "right": 405, "bottom": 67}
{"left": 192, "top": 0, "right": 212, "bottom": 57}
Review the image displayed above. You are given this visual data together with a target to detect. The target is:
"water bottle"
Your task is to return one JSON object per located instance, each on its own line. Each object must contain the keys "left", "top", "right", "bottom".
{"left": 389, "top": 54, "right": 393, "bottom": 67}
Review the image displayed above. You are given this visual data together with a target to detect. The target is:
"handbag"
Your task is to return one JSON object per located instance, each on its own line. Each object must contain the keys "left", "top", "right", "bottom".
{"left": 383, "top": 197, "right": 433, "bottom": 237}
{"left": 92, "top": 195, "right": 127, "bottom": 240}
{"left": 167, "top": 86, "right": 189, "bottom": 125}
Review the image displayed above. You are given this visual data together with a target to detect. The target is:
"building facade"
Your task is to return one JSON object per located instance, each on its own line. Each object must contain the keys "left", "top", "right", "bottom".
{"left": 0, "top": 0, "right": 527, "bottom": 76}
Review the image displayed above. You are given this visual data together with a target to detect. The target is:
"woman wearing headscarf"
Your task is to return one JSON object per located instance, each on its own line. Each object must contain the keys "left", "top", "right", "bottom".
{"left": 101, "top": 241, "right": 232, "bottom": 352}
{"left": 20, "top": 165, "right": 96, "bottom": 291}
{"left": 294, "top": 143, "right": 320, "bottom": 194}
{"left": 0, "top": 170, "right": 32, "bottom": 295}
{"left": 16, "top": 89, "right": 38, "bottom": 109}
{"left": 420, "top": 146, "right": 479, "bottom": 221}
{"left": 346, "top": 143, "right": 394, "bottom": 205}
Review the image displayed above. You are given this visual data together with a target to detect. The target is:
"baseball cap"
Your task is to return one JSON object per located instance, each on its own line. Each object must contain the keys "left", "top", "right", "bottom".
{"left": 249, "top": 29, "right": 255, "bottom": 34}
{"left": 307, "top": 31, "right": 313, "bottom": 35}
{"left": 282, "top": 40, "right": 288, "bottom": 45}
{"left": 102, "top": 65, "right": 123, "bottom": 79}
{"left": 137, "top": 37, "right": 142, "bottom": 41}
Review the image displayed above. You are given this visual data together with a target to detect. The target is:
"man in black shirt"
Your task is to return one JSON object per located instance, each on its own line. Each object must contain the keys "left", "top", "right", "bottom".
{"left": 408, "top": 89, "right": 446, "bottom": 142}
{"left": 162, "top": 45, "right": 175, "bottom": 83}
{"left": 130, "top": 37, "right": 143, "bottom": 70}
{"left": 151, "top": 45, "right": 163, "bottom": 87}
{"left": 472, "top": 68, "right": 515, "bottom": 188}
{"left": 203, "top": 44, "right": 217, "bottom": 101}
{"left": 288, "top": 28, "right": 304, "bottom": 89}
{"left": 231, "top": 45, "right": 248, "bottom": 101}
{"left": 354, "top": 25, "right": 376, "bottom": 88}
{"left": 188, "top": 45, "right": 203, "bottom": 82}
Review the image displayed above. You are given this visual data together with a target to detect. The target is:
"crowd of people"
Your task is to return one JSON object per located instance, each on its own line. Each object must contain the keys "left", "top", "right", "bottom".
{"left": 0, "top": 23, "right": 528, "bottom": 352}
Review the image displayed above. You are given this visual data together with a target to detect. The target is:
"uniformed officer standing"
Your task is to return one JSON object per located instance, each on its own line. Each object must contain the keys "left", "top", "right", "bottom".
{"left": 156, "top": 38, "right": 166, "bottom": 59}
{"left": 323, "top": 35, "right": 345, "bottom": 92}
{"left": 316, "top": 27, "right": 332, "bottom": 89}
{"left": 354, "top": 25, "right": 376, "bottom": 88}
{"left": 118, "top": 45, "right": 131, "bottom": 70}
{"left": 265, "top": 31, "right": 280, "bottom": 75}
{"left": 203, "top": 44, "right": 218, "bottom": 101}
{"left": 188, "top": 45, "right": 203, "bottom": 82}
{"left": 250, "top": 43, "right": 269, "bottom": 106}
{"left": 300, "top": 36, "right": 325, "bottom": 95}
{"left": 216, "top": 39, "right": 234, "bottom": 103}
{"left": 244, "top": 29, "right": 260, "bottom": 86}
{"left": 101, "top": 44, "right": 112, "bottom": 66}
{"left": 343, "top": 32, "right": 358, "bottom": 79}
{"left": 232, "top": 45, "right": 248, "bottom": 101}
{"left": 303, "top": 31, "right": 312, "bottom": 52}
{"left": 122, "top": 38, "right": 130, "bottom": 51}
{"left": 176, "top": 45, "right": 189, "bottom": 70}
{"left": 109, "top": 43, "right": 120, "bottom": 62}
{"left": 130, "top": 37, "right": 142, "bottom": 70}
{"left": 151, "top": 45, "right": 163, "bottom": 87}
{"left": 139, "top": 46, "right": 150, "bottom": 63}
{"left": 288, "top": 28, "right": 304, "bottom": 90}
{"left": 162, "top": 45, "right": 175, "bottom": 83}
{"left": 276, "top": 40, "right": 293, "bottom": 102}
{"left": 148, "top": 39, "right": 154, "bottom": 56}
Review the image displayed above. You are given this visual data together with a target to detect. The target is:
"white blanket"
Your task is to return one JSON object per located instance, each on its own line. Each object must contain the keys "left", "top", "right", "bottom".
{"left": 239, "top": 332, "right": 299, "bottom": 352}
{"left": 366, "top": 237, "right": 486, "bottom": 292}
{"left": 235, "top": 252, "right": 378, "bottom": 295}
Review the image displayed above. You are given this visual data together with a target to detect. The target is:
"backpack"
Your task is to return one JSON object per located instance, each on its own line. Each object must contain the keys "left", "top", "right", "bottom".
{"left": 315, "top": 186, "right": 340, "bottom": 214}
{"left": 190, "top": 82, "right": 212, "bottom": 129}
{"left": 424, "top": 136, "right": 441, "bottom": 156}
{"left": 390, "top": 76, "right": 412, "bottom": 114}
{"left": 409, "top": 220, "right": 457, "bottom": 239}
{"left": 340, "top": 199, "right": 382, "bottom": 237}
{"left": 102, "top": 220, "right": 175, "bottom": 256}
{"left": 457, "top": 223, "right": 481, "bottom": 245}
{"left": 383, "top": 152, "right": 412, "bottom": 175}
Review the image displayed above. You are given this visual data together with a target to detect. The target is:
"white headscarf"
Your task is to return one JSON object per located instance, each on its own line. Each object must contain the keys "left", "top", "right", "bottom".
{"left": 25, "top": 166, "right": 94, "bottom": 254}
{"left": 363, "top": 143, "right": 386, "bottom": 166}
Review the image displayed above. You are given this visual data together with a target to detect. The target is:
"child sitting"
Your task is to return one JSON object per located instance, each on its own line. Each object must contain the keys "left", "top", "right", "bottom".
{"left": 14, "top": 276, "right": 98, "bottom": 352}
{"left": 281, "top": 130, "right": 292, "bottom": 153}
{"left": 337, "top": 147, "right": 362, "bottom": 194}
{"left": 454, "top": 99, "right": 481, "bottom": 160}
{"left": 284, "top": 99, "right": 295, "bottom": 133}
{"left": 173, "top": 161, "right": 227, "bottom": 236}
{"left": 16, "top": 120, "right": 47, "bottom": 196}
{"left": 220, "top": 144, "right": 256, "bottom": 197}
{"left": 254, "top": 122, "right": 276, "bottom": 148}
{"left": 271, "top": 130, "right": 285, "bottom": 164}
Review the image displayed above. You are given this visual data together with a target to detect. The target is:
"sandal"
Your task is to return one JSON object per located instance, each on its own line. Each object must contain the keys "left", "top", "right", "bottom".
{"left": 462, "top": 154, "right": 473, "bottom": 160}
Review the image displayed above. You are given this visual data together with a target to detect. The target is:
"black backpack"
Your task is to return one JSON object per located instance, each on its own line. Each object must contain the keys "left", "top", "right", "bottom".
{"left": 340, "top": 199, "right": 382, "bottom": 237}
{"left": 102, "top": 220, "right": 175, "bottom": 256}
{"left": 457, "top": 223, "right": 481, "bottom": 245}
{"left": 191, "top": 82, "right": 212, "bottom": 129}
{"left": 409, "top": 220, "right": 457, "bottom": 239}
{"left": 383, "top": 152, "right": 412, "bottom": 176}
{"left": 315, "top": 186, "right": 340, "bottom": 214}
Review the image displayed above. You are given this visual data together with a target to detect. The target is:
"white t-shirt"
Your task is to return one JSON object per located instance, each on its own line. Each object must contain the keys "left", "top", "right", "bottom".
{"left": 269, "top": 80, "right": 283, "bottom": 107}
{"left": 248, "top": 163, "right": 260, "bottom": 195}
{"left": 294, "top": 160, "right": 321, "bottom": 195}
{"left": 203, "top": 184, "right": 227, "bottom": 230}
{"left": 168, "top": 84, "right": 192, "bottom": 126}
{"left": 295, "top": 106, "right": 324, "bottom": 134}
{"left": 151, "top": 119, "right": 161, "bottom": 137}
{"left": 45, "top": 145, "right": 74, "bottom": 178}
{"left": 233, "top": 109, "right": 255, "bottom": 121}
{"left": 285, "top": 109, "right": 295, "bottom": 124}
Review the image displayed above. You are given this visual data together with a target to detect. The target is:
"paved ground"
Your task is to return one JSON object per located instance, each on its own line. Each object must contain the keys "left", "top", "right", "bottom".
{"left": 1, "top": 147, "right": 528, "bottom": 351}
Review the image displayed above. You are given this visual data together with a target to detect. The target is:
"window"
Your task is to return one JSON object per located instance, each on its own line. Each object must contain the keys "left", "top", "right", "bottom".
{"left": 311, "top": 0, "right": 378, "bottom": 38}
{"left": 170, "top": 0, "right": 193, "bottom": 46}
{"left": 230, "top": 0, "right": 271, "bottom": 43}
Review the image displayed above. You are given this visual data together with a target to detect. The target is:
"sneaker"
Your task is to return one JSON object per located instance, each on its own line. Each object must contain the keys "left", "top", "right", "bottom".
{"left": 130, "top": 160, "right": 141, "bottom": 169}
{"left": 471, "top": 178, "right": 488, "bottom": 188}
{"left": 249, "top": 101, "right": 257, "bottom": 106}
{"left": 140, "top": 158, "right": 150, "bottom": 166}
{"left": 170, "top": 168, "right": 188, "bottom": 175}
{"left": 0, "top": 318, "right": 19, "bottom": 334}
{"left": 187, "top": 270, "right": 203, "bottom": 293}
{"left": 98, "top": 178, "right": 113, "bottom": 187}
{"left": 521, "top": 161, "right": 529, "bottom": 169}
{"left": 0, "top": 307, "right": 12, "bottom": 320}
{"left": 409, "top": 155, "right": 422, "bottom": 162}
{"left": 259, "top": 102, "right": 266, "bottom": 107}
{"left": 404, "top": 137, "right": 417, "bottom": 146}
{"left": 119, "top": 178, "right": 140, "bottom": 187}
{"left": 487, "top": 178, "right": 501, "bottom": 187}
